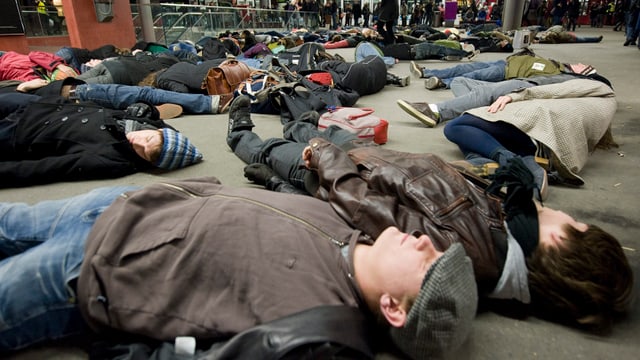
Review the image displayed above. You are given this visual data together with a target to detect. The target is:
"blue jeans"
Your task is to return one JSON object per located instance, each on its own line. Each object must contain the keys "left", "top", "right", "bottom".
{"left": 227, "top": 122, "right": 355, "bottom": 191}
{"left": 443, "top": 114, "right": 536, "bottom": 160}
{"left": 423, "top": 60, "right": 507, "bottom": 88}
{"left": 0, "top": 185, "right": 139, "bottom": 350}
{"left": 75, "top": 84, "right": 215, "bottom": 114}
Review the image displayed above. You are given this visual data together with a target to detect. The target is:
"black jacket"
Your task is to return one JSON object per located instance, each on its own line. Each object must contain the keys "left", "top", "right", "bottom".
{"left": 0, "top": 96, "right": 169, "bottom": 187}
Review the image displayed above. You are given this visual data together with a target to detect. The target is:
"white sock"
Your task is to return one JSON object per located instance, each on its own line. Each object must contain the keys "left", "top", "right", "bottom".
{"left": 429, "top": 104, "right": 439, "bottom": 115}
{"left": 211, "top": 95, "right": 219, "bottom": 114}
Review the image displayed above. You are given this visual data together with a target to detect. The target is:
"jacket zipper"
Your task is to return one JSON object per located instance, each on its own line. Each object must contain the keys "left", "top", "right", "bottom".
{"left": 159, "top": 183, "right": 346, "bottom": 247}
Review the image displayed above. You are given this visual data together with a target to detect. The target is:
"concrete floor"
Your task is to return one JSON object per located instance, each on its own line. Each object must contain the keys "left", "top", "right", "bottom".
{"left": 4, "top": 26, "right": 640, "bottom": 359}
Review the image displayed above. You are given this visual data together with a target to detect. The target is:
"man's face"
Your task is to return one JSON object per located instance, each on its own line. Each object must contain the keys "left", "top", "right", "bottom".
{"left": 538, "top": 207, "right": 588, "bottom": 248}
{"left": 126, "top": 129, "right": 163, "bottom": 163}
{"left": 370, "top": 227, "right": 444, "bottom": 300}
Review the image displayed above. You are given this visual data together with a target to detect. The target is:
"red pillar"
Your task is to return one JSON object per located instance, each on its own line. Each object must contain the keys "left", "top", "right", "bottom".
{"left": 62, "top": 0, "right": 137, "bottom": 49}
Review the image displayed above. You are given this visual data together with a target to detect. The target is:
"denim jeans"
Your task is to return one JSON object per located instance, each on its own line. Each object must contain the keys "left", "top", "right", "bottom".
{"left": 227, "top": 122, "right": 356, "bottom": 191}
{"left": 75, "top": 84, "right": 215, "bottom": 114}
{"left": 443, "top": 114, "right": 536, "bottom": 160}
{"left": 423, "top": 60, "right": 507, "bottom": 88}
{"left": 0, "top": 185, "right": 139, "bottom": 350}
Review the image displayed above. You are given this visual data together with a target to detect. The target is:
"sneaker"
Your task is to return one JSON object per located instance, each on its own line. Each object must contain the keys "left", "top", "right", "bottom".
{"left": 155, "top": 104, "right": 183, "bottom": 120}
{"left": 227, "top": 96, "right": 254, "bottom": 136}
{"left": 424, "top": 76, "right": 444, "bottom": 90}
{"left": 396, "top": 99, "right": 440, "bottom": 127}
{"left": 461, "top": 43, "right": 475, "bottom": 52}
{"left": 216, "top": 93, "right": 235, "bottom": 114}
{"left": 399, "top": 75, "right": 411, "bottom": 87}
{"left": 410, "top": 61, "right": 423, "bottom": 78}
{"left": 467, "top": 50, "right": 481, "bottom": 61}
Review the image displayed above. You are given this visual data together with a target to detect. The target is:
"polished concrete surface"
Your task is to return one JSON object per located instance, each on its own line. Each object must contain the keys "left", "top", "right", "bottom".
{"left": 4, "top": 26, "right": 640, "bottom": 359}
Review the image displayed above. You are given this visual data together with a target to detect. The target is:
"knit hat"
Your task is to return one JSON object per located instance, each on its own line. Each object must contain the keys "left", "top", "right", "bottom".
{"left": 155, "top": 128, "right": 203, "bottom": 170}
{"left": 390, "top": 243, "right": 478, "bottom": 360}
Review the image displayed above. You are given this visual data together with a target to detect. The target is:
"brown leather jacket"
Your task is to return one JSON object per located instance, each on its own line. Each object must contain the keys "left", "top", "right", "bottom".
{"left": 307, "top": 138, "right": 508, "bottom": 294}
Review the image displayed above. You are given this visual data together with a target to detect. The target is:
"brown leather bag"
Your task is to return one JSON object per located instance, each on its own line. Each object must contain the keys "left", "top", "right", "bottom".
{"left": 202, "top": 59, "right": 252, "bottom": 95}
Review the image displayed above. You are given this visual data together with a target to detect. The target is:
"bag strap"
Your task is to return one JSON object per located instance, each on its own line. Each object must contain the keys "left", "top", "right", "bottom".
{"left": 328, "top": 107, "right": 375, "bottom": 120}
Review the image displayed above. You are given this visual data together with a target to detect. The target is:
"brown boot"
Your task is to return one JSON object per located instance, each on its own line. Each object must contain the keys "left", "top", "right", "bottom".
{"left": 155, "top": 104, "right": 183, "bottom": 119}
{"left": 216, "top": 93, "right": 235, "bottom": 114}
{"left": 396, "top": 99, "right": 440, "bottom": 127}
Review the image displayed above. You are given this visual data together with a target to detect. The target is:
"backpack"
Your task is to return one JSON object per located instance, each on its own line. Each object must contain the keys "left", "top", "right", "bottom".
{"left": 275, "top": 42, "right": 340, "bottom": 73}
{"left": 318, "top": 55, "right": 387, "bottom": 96}
{"left": 199, "top": 37, "right": 229, "bottom": 60}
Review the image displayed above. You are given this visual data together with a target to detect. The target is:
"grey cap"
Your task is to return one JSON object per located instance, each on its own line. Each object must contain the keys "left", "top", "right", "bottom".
{"left": 390, "top": 243, "right": 478, "bottom": 360}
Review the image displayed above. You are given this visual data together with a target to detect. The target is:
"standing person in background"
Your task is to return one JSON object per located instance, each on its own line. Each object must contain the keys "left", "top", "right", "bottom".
{"left": 376, "top": 0, "right": 399, "bottom": 45}
{"left": 400, "top": 1, "right": 409, "bottom": 27}
{"left": 330, "top": 0, "right": 339, "bottom": 29}
{"left": 362, "top": 2, "right": 372, "bottom": 27}
{"left": 352, "top": 0, "right": 362, "bottom": 25}
{"left": 323, "top": 0, "right": 332, "bottom": 27}
{"left": 345, "top": 3, "right": 353, "bottom": 26}
{"left": 35, "top": 0, "right": 52, "bottom": 35}
{"left": 424, "top": 1, "right": 434, "bottom": 26}
{"left": 551, "top": 0, "right": 567, "bottom": 25}
{"left": 623, "top": 0, "right": 640, "bottom": 46}
{"left": 612, "top": 0, "right": 626, "bottom": 31}
{"left": 566, "top": 0, "right": 581, "bottom": 31}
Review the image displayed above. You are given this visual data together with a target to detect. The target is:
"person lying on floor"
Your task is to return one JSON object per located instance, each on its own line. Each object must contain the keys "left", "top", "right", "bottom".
{"left": 0, "top": 177, "right": 477, "bottom": 360}
{"left": 0, "top": 92, "right": 202, "bottom": 188}
{"left": 409, "top": 48, "right": 599, "bottom": 89}
{"left": 225, "top": 96, "right": 633, "bottom": 332}
{"left": 396, "top": 68, "right": 613, "bottom": 127}
{"left": 16, "top": 78, "right": 234, "bottom": 115}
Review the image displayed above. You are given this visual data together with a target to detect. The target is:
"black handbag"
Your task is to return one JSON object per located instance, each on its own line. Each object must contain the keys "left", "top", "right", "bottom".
{"left": 274, "top": 78, "right": 360, "bottom": 124}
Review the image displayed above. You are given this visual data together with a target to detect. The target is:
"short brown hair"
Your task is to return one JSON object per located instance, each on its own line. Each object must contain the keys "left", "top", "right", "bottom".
{"left": 526, "top": 224, "right": 634, "bottom": 331}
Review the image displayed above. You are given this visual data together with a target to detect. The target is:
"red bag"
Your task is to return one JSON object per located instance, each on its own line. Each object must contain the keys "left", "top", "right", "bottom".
{"left": 318, "top": 107, "right": 389, "bottom": 145}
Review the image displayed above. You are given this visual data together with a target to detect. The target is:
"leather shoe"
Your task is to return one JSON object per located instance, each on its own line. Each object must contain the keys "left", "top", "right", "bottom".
{"left": 396, "top": 99, "right": 440, "bottom": 127}
{"left": 217, "top": 93, "right": 235, "bottom": 113}
{"left": 155, "top": 104, "right": 183, "bottom": 119}
{"left": 410, "top": 61, "right": 423, "bottom": 78}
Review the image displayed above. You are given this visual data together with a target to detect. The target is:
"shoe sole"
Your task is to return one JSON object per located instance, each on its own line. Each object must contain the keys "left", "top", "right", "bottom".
{"left": 410, "top": 61, "right": 423, "bottom": 78}
{"left": 156, "top": 104, "right": 183, "bottom": 119}
{"left": 397, "top": 100, "right": 437, "bottom": 127}
{"left": 424, "top": 77, "right": 442, "bottom": 90}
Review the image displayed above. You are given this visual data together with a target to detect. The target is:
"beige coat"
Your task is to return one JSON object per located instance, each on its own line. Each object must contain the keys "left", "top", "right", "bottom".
{"left": 466, "top": 79, "right": 616, "bottom": 185}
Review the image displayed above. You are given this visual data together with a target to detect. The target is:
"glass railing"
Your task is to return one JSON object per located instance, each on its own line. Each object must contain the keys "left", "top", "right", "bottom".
{"left": 133, "top": 3, "right": 317, "bottom": 45}
{"left": 19, "top": 2, "right": 321, "bottom": 45}
{"left": 20, "top": 6, "right": 68, "bottom": 37}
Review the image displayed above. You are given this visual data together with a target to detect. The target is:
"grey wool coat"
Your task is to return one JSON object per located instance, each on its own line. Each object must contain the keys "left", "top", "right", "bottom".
{"left": 466, "top": 78, "right": 616, "bottom": 185}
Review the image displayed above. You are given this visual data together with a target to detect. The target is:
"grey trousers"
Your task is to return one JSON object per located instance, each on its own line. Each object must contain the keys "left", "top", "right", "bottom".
{"left": 437, "top": 78, "right": 534, "bottom": 122}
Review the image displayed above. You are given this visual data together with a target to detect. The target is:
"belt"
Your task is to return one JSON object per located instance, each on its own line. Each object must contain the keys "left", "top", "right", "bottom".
{"left": 61, "top": 84, "right": 79, "bottom": 101}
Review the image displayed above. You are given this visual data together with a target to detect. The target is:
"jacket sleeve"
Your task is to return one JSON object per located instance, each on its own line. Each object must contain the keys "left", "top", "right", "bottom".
{"left": 307, "top": 138, "right": 404, "bottom": 238}
{"left": 508, "top": 79, "right": 614, "bottom": 102}
{"left": 28, "top": 51, "right": 66, "bottom": 72}
{"left": 0, "top": 152, "right": 138, "bottom": 188}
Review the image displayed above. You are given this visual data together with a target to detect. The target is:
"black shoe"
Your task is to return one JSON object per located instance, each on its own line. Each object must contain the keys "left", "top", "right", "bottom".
{"left": 227, "top": 96, "right": 254, "bottom": 136}
{"left": 623, "top": 39, "right": 631, "bottom": 46}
